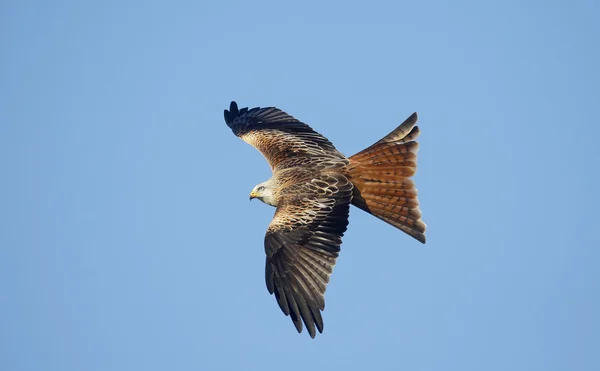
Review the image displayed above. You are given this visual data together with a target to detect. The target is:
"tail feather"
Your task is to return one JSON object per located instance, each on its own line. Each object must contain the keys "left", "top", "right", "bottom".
{"left": 373, "top": 112, "right": 419, "bottom": 144}
{"left": 348, "top": 112, "right": 426, "bottom": 243}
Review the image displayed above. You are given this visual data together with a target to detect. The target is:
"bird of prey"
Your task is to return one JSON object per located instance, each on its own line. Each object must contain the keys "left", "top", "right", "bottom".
{"left": 224, "top": 101, "right": 426, "bottom": 338}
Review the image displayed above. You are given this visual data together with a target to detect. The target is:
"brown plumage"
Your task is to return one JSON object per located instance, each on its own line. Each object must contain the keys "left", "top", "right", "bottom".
{"left": 348, "top": 113, "right": 426, "bottom": 243}
{"left": 224, "top": 101, "right": 426, "bottom": 338}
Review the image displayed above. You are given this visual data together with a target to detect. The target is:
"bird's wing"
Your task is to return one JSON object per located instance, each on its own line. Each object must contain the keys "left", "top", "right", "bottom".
{"left": 224, "top": 101, "right": 346, "bottom": 170}
{"left": 264, "top": 173, "right": 353, "bottom": 338}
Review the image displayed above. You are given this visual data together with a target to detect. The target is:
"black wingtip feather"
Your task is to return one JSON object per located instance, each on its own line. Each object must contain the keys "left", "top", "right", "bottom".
{"left": 229, "top": 101, "right": 239, "bottom": 116}
{"left": 223, "top": 109, "right": 229, "bottom": 124}
{"left": 224, "top": 101, "right": 241, "bottom": 126}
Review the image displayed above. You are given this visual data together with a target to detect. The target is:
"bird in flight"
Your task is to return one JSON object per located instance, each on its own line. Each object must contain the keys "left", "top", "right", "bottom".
{"left": 224, "top": 101, "right": 426, "bottom": 338}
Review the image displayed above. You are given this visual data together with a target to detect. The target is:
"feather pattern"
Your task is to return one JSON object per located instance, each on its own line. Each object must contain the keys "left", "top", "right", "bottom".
{"left": 224, "top": 101, "right": 427, "bottom": 337}
{"left": 265, "top": 173, "right": 353, "bottom": 337}
{"left": 224, "top": 101, "right": 345, "bottom": 171}
{"left": 349, "top": 113, "right": 427, "bottom": 243}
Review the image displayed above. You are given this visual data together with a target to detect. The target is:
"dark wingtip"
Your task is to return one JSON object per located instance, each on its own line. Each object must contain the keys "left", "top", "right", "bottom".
{"left": 230, "top": 101, "right": 239, "bottom": 115}
{"left": 223, "top": 109, "right": 229, "bottom": 124}
{"left": 224, "top": 101, "right": 239, "bottom": 125}
{"left": 292, "top": 316, "right": 303, "bottom": 334}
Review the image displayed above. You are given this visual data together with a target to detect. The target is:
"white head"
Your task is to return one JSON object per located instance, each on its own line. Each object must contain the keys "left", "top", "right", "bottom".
{"left": 249, "top": 180, "right": 277, "bottom": 206}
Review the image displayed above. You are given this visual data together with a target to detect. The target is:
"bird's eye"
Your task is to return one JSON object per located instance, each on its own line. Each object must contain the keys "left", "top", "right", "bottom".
{"left": 258, "top": 186, "right": 265, "bottom": 191}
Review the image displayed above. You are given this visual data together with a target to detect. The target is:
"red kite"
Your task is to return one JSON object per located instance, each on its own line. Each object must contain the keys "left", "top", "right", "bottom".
{"left": 224, "top": 101, "right": 426, "bottom": 338}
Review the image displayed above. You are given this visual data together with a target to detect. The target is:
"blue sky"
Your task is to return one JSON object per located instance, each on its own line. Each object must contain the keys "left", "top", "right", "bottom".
{"left": 1, "top": 1, "right": 599, "bottom": 370}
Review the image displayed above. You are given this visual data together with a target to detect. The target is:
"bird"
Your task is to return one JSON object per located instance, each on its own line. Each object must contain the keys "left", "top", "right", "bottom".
{"left": 224, "top": 101, "right": 426, "bottom": 338}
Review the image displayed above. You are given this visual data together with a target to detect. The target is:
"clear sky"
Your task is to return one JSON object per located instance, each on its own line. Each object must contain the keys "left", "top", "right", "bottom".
{"left": 1, "top": 1, "right": 599, "bottom": 370}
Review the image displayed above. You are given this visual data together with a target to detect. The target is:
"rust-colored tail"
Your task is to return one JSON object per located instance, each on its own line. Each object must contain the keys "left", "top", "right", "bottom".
{"left": 348, "top": 112, "right": 426, "bottom": 243}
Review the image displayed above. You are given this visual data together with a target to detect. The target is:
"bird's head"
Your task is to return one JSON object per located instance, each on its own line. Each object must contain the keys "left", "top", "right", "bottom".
{"left": 250, "top": 181, "right": 277, "bottom": 206}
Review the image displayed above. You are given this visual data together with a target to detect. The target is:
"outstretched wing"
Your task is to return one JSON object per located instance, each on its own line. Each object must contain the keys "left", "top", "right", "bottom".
{"left": 224, "top": 101, "right": 346, "bottom": 170}
{"left": 265, "top": 173, "right": 353, "bottom": 338}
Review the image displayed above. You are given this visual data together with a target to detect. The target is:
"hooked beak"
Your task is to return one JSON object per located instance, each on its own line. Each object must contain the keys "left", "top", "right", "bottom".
{"left": 249, "top": 191, "right": 256, "bottom": 201}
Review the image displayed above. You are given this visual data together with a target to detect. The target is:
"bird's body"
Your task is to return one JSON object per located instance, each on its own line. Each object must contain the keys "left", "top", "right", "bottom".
{"left": 251, "top": 160, "right": 348, "bottom": 206}
{"left": 224, "top": 101, "right": 426, "bottom": 338}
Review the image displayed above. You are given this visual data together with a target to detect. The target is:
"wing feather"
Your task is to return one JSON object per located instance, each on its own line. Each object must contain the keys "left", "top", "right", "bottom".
{"left": 224, "top": 101, "right": 345, "bottom": 170}
{"left": 264, "top": 173, "right": 353, "bottom": 338}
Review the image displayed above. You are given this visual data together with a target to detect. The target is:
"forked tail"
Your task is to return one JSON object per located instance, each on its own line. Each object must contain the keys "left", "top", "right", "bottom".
{"left": 348, "top": 112, "right": 427, "bottom": 243}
